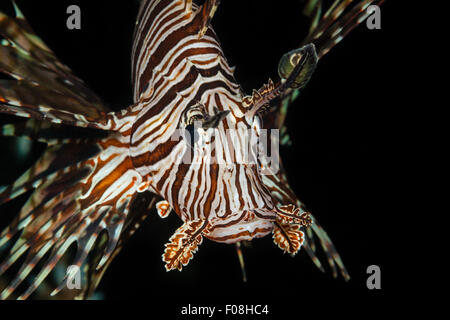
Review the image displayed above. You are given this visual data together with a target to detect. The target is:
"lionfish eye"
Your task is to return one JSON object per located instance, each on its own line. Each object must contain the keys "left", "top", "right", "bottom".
{"left": 182, "top": 104, "right": 205, "bottom": 149}
{"left": 185, "top": 123, "right": 200, "bottom": 148}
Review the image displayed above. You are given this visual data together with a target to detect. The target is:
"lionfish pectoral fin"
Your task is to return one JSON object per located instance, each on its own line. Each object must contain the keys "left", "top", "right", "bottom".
{"left": 278, "top": 205, "right": 350, "bottom": 280}
{"left": 194, "top": 0, "right": 221, "bottom": 38}
{"left": 162, "top": 220, "right": 210, "bottom": 271}
{"left": 156, "top": 200, "right": 171, "bottom": 218}
{"left": 305, "top": 216, "right": 350, "bottom": 281}
{"left": 0, "top": 119, "right": 56, "bottom": 146}
{"left": 302, "top": 0, "right": 385, "bottom": 59}
{"left": 0, "top": 5, "right": 113, "bottom": 131}
{"left": 262, "top": 169, "right": 350, "bottom": 280}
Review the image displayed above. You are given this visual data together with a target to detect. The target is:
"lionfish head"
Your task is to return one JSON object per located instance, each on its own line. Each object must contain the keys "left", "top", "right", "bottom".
{"left": 175, "top": 99, "right": 280, "bottom": 243}
{"left": 130, "top": 44, "right": 317, "bottom": 245}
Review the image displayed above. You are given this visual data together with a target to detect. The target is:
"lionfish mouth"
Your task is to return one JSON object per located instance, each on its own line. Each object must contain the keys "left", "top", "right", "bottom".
{"left": 205, "top": 209, "right": 277, "bottom": 244}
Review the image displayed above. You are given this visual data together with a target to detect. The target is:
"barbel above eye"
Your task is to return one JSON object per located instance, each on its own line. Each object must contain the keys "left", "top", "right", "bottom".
{"left": 243, "top": 43, "right": 318, "bottom": 118}
{"left": 278, "top": 43, "right": 318, "bottom": 90}
{"left": 201, "top": 107, "right": 230, "bottom": 130}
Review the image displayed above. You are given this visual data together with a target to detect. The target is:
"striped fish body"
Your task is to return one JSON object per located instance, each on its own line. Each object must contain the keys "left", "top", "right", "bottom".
{"left": 0, "top": 0, "right": 384, "bottom": 298}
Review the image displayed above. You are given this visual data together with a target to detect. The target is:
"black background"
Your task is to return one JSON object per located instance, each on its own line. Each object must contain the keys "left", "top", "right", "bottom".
{"left": 0, "top": 0, "right": 401, "bottom": 314}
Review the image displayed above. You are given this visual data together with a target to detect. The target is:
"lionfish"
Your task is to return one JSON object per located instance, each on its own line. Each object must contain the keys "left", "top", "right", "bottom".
{"left": 0, "top": 0, "right": 383, "bottom": 299}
